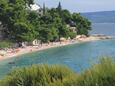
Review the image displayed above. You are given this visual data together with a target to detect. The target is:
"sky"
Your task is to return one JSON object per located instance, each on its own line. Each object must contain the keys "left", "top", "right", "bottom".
{"left": 35, "top": 0, "right": 115, "bottom": 13}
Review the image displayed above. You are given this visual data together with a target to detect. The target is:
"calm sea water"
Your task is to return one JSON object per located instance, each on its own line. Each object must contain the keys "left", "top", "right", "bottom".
{"left": 90, "top": 23, "right": 115, "bottom": 35}
{"left": 0, "top": 23, "right": 115, "bottom": 79}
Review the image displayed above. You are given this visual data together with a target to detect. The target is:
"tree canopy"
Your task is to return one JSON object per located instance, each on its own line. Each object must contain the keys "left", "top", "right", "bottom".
{"left": 0, "top": 1, "right": 91, "bottom": 43}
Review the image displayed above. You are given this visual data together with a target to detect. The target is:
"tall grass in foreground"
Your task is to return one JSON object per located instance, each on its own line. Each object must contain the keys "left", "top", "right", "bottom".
{"left": 76, "top": 57, "right": 115, "bottom": 86}
{"left": 0, "top": 57, "right": 115, "bottom": 86}
{"left": 0, "top": 65, "right": 77, "bottom": 86}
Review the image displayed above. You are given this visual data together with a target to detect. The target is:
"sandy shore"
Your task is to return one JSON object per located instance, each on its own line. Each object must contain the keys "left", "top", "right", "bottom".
{"left": 0, "top": 35, "right": 115, "bottom": 61}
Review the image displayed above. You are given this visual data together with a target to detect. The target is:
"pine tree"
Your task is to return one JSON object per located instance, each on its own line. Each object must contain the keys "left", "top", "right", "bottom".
{"left": 57, "top": 2, "right": 62, "bottom": 13}
{"left": 43, "top": 3, "right": 46, "bottom": 15}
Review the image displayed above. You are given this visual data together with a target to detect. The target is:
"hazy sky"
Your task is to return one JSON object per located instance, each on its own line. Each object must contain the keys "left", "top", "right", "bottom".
{"left": 35, "top": 0, "right": 115, "bottom": 13}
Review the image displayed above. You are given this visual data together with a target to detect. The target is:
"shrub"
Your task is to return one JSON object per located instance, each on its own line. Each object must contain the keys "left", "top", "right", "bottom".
{"left": 0, "top": 40, "right": 14, "bottom": 49}
{"left": 76, "top": 57, "right": 115, "bottom": 86}
{"left": 0, "top": 64, "right": 77, "bottom": 86}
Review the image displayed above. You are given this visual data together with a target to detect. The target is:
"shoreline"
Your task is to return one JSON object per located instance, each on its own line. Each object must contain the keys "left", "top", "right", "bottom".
{"left": 0, "top": 35, "right": 115, "bottom": 61}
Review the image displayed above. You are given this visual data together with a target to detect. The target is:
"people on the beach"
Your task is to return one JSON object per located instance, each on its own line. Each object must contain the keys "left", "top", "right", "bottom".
{"left": 0, "top": 35, "right": 115, "bottom": 61}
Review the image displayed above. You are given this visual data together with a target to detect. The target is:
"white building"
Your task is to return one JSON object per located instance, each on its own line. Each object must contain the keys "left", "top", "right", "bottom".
{"left": 28, "top": 4, "right": 43, "bottom": 15}
{"left": 30, "top": 4, "right": 41, "bottom": 11}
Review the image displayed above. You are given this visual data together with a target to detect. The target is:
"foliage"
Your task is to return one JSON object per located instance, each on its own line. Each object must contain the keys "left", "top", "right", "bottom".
{"left": 69, "top": 31, "right": 76, "bottom": 39}
{"left": 76, "top": 57, "right": 115, "bottom": 86}
{"left": 72, "top": 13, "right": 91, "bottom": 35}
{"left": 37, "top": 2, "right": 91, "bottom": 41}
{"left": 0, "top": 40, "right": 14, "bottom": 49}
{"left": 0, "top": 64, "right": 77, "bottom": 86}
{"left": 0, "top": 0, "right": 37, "bottom": 42}
{"left": 0, "top": 1, "right": 91, "bottom": 43}
{"left": 39, "top": 27, "right": 53, "bottom": 42}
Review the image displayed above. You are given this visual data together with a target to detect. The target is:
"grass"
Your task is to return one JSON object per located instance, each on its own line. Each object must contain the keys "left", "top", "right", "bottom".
{"left": 0, "top": 57, "right": 115, "bottom": 86}
{"left": 76, "top": 57, "right": 115, "bottom": 86}
{"left": 0, "top": 64, "right": 77, "bottom": 86}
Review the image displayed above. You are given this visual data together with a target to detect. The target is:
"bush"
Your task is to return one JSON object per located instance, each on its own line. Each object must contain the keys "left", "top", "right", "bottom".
{"left": 76, "top": 57, "right": 115, "bottom": 86}
{"left": 0, "top": 40, "right": 14, "bottom": 49}
{"left": 0, "top": 64, "right": 77, "bottom": 86}
{"left": 0, "top": 57, "right": 115, "bottom": 86}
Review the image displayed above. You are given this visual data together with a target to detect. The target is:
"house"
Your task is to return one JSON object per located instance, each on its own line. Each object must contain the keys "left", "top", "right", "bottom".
{"left": 29, "top": 4, "right": 43, "bottom": 16}
{"left": 30, "top": 4, "right": 41, "bottom": 11}
{"left": 67, "top": 24, "right": 76, "bottom": 33}
{"left": 31, "top": 39, "right": 41, "bottom": 46}
{"left": 21, "top": 39, "right": 41, "bottom": 47}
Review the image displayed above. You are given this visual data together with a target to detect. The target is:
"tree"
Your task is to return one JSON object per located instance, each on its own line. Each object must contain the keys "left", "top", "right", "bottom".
{"left": 43, "top": 3, "right": 46, "bottom": 15}
{"left": 0, "top": 0, "right": 91, "bottom": 43}
{"left": 0, "top": 0, "right": 38, "bottom": 42}
{"left": 57, "top": 1, "right": 62, "bottom": 19}
{"left": 50, "top": 26, "right": 59, "bottom": 41}
{"left": 27, "top": 11, "right": 40, "bottom": 32}
{"left": 58, "top": 23, "right": 70, "bottom": 38}
{"left": 61, "top": 9, "right": 72, "bottom": 24}
{"left": 8, "top": 0, "right": 34, "bottom": 5}
{"left": 57, "top": 2, "right": 62, "bottom": 12}
{"left": 39, "top": 27, "right": 53, "bottom": 42}
{"left": 13, "top": 22, "right": 37, "bottom": 42}
{"left": 72, "top": 13, "right": 91, "bottom": 35}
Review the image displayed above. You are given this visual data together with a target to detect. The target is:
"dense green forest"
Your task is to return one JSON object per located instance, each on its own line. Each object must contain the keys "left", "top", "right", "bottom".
{"left": 0, "top": 57, "right": 115, "bottom": 86}
{"left": 0, "top": 0, "right": 91, "bottom": 43}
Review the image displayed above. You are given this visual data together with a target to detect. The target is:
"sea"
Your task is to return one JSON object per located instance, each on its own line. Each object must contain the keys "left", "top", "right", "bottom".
{"left": 0, "top": 23, "right": 115, "bottom": 79}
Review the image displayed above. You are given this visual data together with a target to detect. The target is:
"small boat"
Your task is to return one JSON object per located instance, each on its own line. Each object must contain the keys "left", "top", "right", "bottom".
{"left": 8, "top": 62, "right": 15, "bottom": 64}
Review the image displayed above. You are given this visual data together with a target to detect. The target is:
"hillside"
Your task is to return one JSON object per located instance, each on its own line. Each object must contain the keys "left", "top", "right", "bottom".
{"left": 82, "top": 11, "right": 115, "bottom": 23}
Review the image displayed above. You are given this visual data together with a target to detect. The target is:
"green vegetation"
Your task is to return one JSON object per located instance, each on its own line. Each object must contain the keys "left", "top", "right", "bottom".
{"left": 0, "top": 0, "right": 91, "bottom": 43}
{"left": 0, "top": 40, "right": 14, "bottom": 49}
{"left": 0, "top": 57, "right": 115, "bottom": 86}
{"left": 0, "top": 64, "right": 77, "bottom": 86}
{"left": 76, "top": 57, "right": 115, "bottom": 86}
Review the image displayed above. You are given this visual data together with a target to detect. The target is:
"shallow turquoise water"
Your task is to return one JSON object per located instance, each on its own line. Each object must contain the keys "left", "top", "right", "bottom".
{"left": 0, "top": 39, "right": 115, "bottom": 79}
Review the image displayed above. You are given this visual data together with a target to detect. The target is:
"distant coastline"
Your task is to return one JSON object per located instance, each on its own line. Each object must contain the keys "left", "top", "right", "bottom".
{"left": 0, "top": 34, "right": 115, "bottom": 61}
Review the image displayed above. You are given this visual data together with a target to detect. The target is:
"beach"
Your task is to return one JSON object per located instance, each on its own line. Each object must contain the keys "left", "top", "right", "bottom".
{"left": 0, "top": 35, "right": 115, "bottom": 61}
